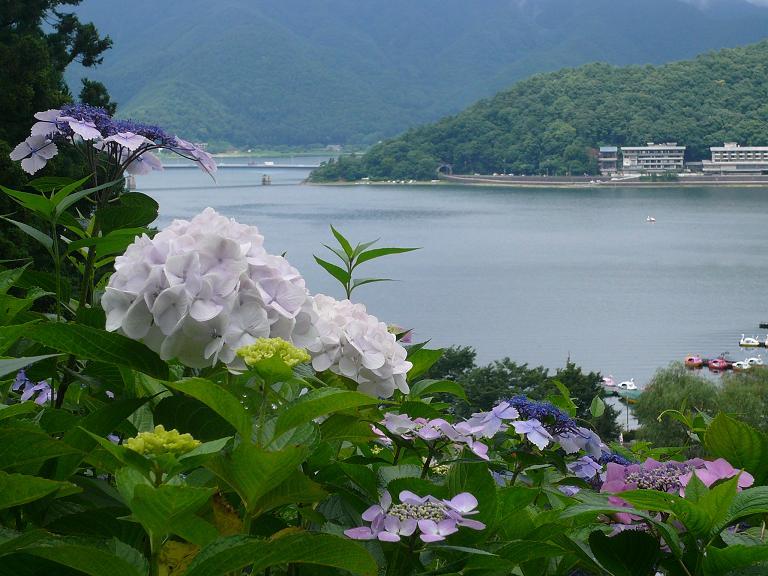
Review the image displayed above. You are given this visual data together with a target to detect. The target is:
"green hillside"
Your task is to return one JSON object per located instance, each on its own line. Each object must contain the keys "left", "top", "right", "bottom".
{"left": 310, "top": 41, "right": 768, "bottom": 180}
{"left": 67, "top": 0, "right": 768, "bottom": 148}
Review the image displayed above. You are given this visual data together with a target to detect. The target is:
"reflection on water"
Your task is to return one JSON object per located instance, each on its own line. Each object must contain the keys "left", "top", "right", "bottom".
{"left": 137, "top": 162, "right": 768, "bottom": 398}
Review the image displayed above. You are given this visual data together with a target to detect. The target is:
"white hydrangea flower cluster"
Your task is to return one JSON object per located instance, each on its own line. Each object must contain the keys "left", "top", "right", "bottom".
{"left": 102, "top": 208, "right": 308, "bottom": 369}
{"left": 298, "top": 294, "right": 413, "bottom": 398}
{"left": 103, "top": 208, "right": 413, "bottom": 397}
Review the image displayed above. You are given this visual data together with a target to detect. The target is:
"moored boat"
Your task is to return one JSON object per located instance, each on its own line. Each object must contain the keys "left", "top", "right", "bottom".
{"left": 684, "top": 355, "right": 703, "bottom": 368}
{"left": 708, "top": 358, "right": 728, "bottom": 371}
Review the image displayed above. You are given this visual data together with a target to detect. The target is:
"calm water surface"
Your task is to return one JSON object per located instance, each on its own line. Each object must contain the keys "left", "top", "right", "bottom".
{"left": 138, "top": 162, "right": 768, "bottom": 396}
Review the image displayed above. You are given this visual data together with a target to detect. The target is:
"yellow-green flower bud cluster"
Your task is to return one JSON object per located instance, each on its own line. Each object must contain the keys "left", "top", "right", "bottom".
{"left": 125, "top": 425, "right": 201, "bottom": 456}
{"left": 237, "top": 338, "right": 310, "bottom": 368}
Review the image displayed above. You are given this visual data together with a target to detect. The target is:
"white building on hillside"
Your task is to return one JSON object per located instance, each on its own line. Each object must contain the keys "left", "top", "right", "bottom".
{"left": 621, "top": 143, "right": 686, "bottom": 174}
{"left": 702, "top": 143, "right": 768, "bottom": 175}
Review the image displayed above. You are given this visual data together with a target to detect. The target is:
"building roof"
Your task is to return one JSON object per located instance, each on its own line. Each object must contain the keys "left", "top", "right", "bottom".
{"left": 599, "top": 146, "right": 618, "bottom": 153}
{"left": 711, "top": 145, "right": 768, "bottom": 151}
{"left": 621, "top": 145, "right": 686, "bottom": 151}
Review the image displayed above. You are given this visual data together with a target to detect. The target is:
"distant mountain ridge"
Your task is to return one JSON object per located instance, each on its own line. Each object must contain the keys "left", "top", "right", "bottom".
{"left": 310, "top": 40, "right": 768, "bottom": 180}
{"left": 67, "top": 0, "right": 768, "bottom": 147}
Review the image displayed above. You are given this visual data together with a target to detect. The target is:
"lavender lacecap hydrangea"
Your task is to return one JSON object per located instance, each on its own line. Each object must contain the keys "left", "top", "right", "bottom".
{"left": 10, "top": 104, "right": 213, "bottom": 176}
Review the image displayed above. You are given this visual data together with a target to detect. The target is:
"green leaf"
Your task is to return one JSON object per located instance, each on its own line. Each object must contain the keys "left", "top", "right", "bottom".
{"left": 0, "top": 470, "right": 79, "bottom": 510}
{"left": 705, "top": 413, "right": 768, "bottom": 484}
{"left": 130, "top": 484, "right": 216, "bottom": 540}
{"left": 0, "top": 426, "right": 81, "bottom": 472}
{"left": 0, "top": 403, "right": 39, "bottom": 422}
{"left": 251, "top": 470, "right": 327, "bottom": 516}
{"left": 54, "top": 178, "right": 120, "bottom": 217}
{"left": 494, "top": 540, "right": 567, "bottom": 565}
{"left": 49, "top": 174, "right": 91, "bottom": 206}
{"left": 409, "top": 378, "right": 467, "bottom": 399}
{"left": 350, "top": 277, "right": 392, "bottom": 290}
{"left": 26, "top": 323, "right": 168, "bottom": 380}
{"left": 26, "top": 176, "right": 75, "bottom": 192}
{"left": 54, "top": 398, "right": 148, "bottom": 480}
{"left": 354, "top": 246, "right": 418, "bottom": 267}
{"left": 703, "top": 544, "right": 768, "bottom": 576}
{"left": 0, "top": 354, "right": 60, "bottom": 378}
{"left": 0, "top": 185, "right": 54, "bottom": 218}
{"left": 67, "top": 228, "right": 148, "bottom": 258}
{"left": 19, "top": 538, "right": 146, "bottom": 576}
{"left": 314, "top": 256, "right": 350, "bottom": 285}
{"left": 0, "top": 266, "right": 29, "bottom": 295}
{"left": 320, "top": 414, "right": 378, "bottom": 443}
{"left": 273, "top": 388, "right": 379, "bottom": 438}
{"left": 724, "top": 487, "right": 768, "bottom": 530}
{"left": 1, "top": 217, "right": 53, "bottom": 255}
{"left": 165, "top": 378, "right": 251, "bottom": 439}
{"left": 589, "top": 395, "right": 605, "bottom": 418}
{"left": 322, "top": 243, "right": 350, "bottom": 265}
{"left": 406, "top": 347, "right": 444, "bottom": 382}
{"left": 207, "top": 444, "right": 307, "bottom": 514}
{"left": 97, "top": 192, "right": 159, "bottom": 234}
{"left": 588, "top": 530, "right": 661, "bottom": 576}
{"left": 330, "top": 225, "right": 354, "bottom": 258}
{"left": 447, "top": 462, "right": 497, "bottom": 532}
{"left": 184, "top": 532, "right": 377, "bottom": 576}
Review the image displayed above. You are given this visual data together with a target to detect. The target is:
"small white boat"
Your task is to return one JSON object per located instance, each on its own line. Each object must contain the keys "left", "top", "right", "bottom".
{"left": 646, "top": 216, "right": 656, "bottom": 223}
{"left": 602, "top": 375, "right": 616, "bottom": 387}
{"left": 733, "top": 360, "right": 751, "bottom": 371}
{"left": 748, "top": 354, "right": 764, "bottom": 366}
{"left": 740, "top": 334, "right": 760, "bottom": 347}
{"left": 618, "top": 378, "right": 637, "bottom": 391}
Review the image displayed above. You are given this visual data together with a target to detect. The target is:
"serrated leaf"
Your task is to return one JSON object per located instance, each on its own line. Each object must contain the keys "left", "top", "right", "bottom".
{"left": 409, "top": 378, "right": 467, "bottom": 399}
{"left": 165, "top": 378, "right": 251, "bottom": 439}
{"left": 26, "top": 323, "right": 168, "bottom": 380}
{"left": 273, "top": 388, "right": 379, "bottom": 438}
{"left": 130, "top": 484, "right": 216, "bottom": 542}
{"left": 0, "top": 426, "right": 81, "bottom": 471}
{"left": 0, "top": 470, "right": 79, "bottom": 510}
{"left": 588, "top": 530, "right": 661, "bottom": 576}
{"left": 705, "top": 414, "right": 768, "bottom": 485}
{"left": 406, "top": 347, "right": 444, "bottom": 382}
{"left": 206, "top": 444, "right": 307, "bottom": 514}
{"left": 184, "top": 532, "right": 377, "bottom": 576}
{"left": 0, "top": 354, "right": 61, "bottom": 378}
{"left": 251, "top": 470, "right": 327, "bottom": 516}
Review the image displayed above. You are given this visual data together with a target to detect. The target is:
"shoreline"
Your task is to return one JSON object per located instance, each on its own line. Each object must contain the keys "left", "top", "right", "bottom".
{"left": 308, "top": 174, "right": 768, "bottom": 188}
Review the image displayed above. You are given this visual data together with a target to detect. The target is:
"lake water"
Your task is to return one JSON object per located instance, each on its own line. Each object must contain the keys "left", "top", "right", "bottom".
{"left": 138, "top": 160, "right": 768, "bottom": 402}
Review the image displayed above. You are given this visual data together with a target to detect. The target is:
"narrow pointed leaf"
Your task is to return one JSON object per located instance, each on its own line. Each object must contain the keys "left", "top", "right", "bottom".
{"left": 354, "top": 246, "right": 418, "bottom": 266}
{"left": 313, "top": 256, "right": 350, "bottom": 284}
{"left": 330, "top": 225, "right": 354, "bottom": 257}
{"left": 1, "top": 217, "right": 53, "bottom": 254}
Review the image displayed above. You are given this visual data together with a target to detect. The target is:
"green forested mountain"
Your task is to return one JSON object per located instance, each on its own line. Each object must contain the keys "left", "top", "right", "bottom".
{"left": 66, "top": 0, "right": 768, "bottom": 148}
{"left": 311, "top": 40, "right": 768, "bottom": 180}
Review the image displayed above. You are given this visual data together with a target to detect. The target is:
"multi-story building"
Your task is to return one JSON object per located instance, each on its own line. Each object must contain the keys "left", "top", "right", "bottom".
{"left": 598, "top": 146, "right": 619, "bottom": 175}
{"left": 702, "top": 143, "right": 768, "bottom": 174}
{"left": 620, "top": 143, "right": 686, "bottom": 174}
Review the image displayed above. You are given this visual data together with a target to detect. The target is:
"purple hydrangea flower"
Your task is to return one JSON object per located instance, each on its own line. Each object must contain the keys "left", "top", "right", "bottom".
{"left": 568, "top": 456, "right": 603, "bottom": 481}
{"left": 9, "top": 135, "right": 58, "bottom": 174}
{"left": 345, "top": 490, "right": 484, "bottom": 543}
{"left": 599, "top": 451, "right": 636, "bottom": 466}
{"left": 512, "top": 418, "right": 553, "bottom": 450}
{"left": 12, "top": 370, "right": 52, "bottom": 405}
{"left": 507, "top": 396, "right": 578, "bottom": 434}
